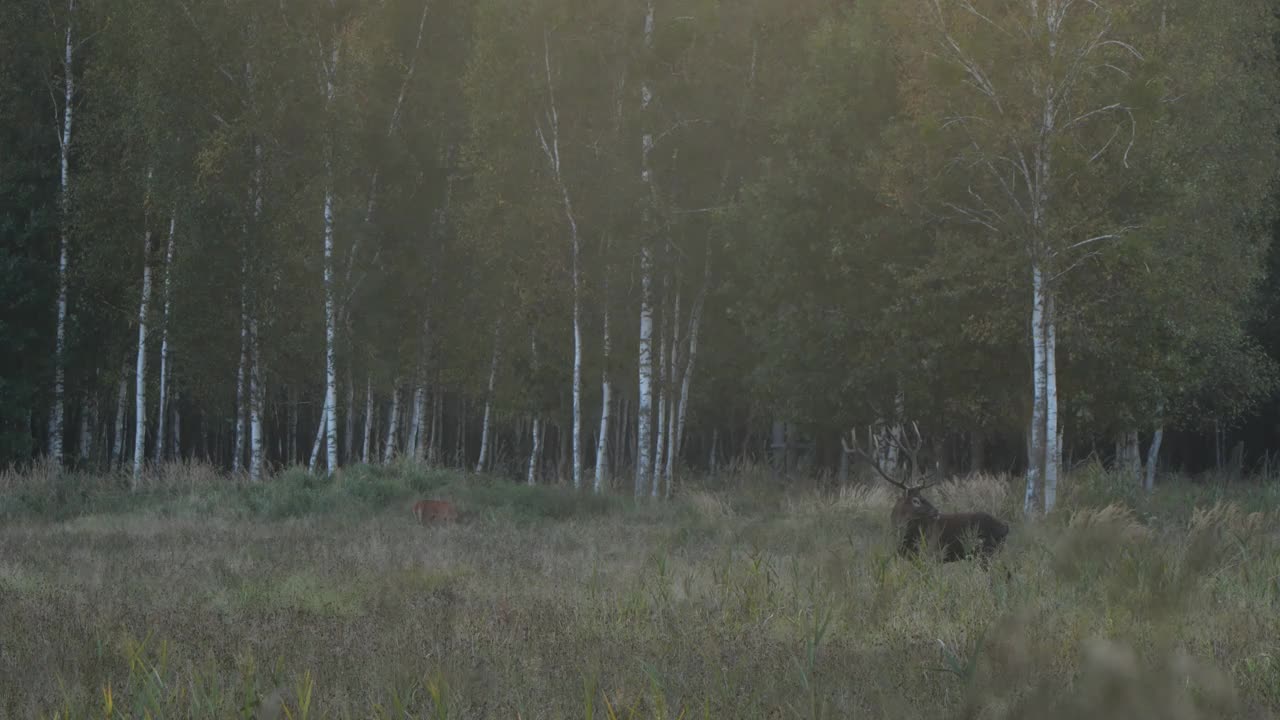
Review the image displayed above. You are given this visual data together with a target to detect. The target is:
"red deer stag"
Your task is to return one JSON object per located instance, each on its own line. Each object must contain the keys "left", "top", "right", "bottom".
{"left": 842, "top": 423, "right": 1008, "bottom": 565}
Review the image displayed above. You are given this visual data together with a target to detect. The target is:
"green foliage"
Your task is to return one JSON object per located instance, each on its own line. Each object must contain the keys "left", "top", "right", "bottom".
{"left": 0, "top": 0, "right": 58, "bottom": 466}
{"left": 2, "top": 0, "right": 1279, "bottom": 498}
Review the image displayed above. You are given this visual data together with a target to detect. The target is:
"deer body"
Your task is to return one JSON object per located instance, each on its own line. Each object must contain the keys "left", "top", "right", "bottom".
{"left": 894, "top": 491, "right": 1008, "bottom": 562}
{"left": 412, "top": 499, "right": 458, "bottom": 524}
{"left": 845, "top": 424, "right": 1010, "bottom": 566}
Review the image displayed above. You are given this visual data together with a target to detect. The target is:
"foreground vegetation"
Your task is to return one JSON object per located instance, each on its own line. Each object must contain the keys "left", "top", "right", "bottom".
{"left": 1, "top": 462, "right": 1279, "bottom": 718}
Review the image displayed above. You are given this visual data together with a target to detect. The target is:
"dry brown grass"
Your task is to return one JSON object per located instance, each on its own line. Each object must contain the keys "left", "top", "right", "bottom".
{"left": 0, "top": 463, "right": 1278, "bottom": 718}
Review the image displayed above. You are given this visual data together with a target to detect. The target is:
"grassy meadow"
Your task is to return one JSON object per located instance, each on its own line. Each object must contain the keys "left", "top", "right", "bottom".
{"left": 1, "top": 460, "right": 1279, "bottom": 719}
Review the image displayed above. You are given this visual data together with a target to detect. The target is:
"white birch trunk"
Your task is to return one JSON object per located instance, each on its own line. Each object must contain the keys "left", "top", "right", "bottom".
{"left": 309, "top": 409, "right": 324, "bottom": 470}
{"left": 1126, "top": 430, "right": 1141, "bottom": 476}
{"left": 455, "top": 398, "right": 465, "bottom": 466}
{"left": 571, "top": 252, "right": 583, "bottom": 489}
{"left": 112, "top": 362, "right": 127, "bottom": 468}
{"left": 621, "top": 394, "right": 632, "bottom": 473}
{"left": 322, "top": 183, "right": 339, "bottom": 473}
{"left": 170, "top": 392, "right": 180, "bottom": 459}
{"left": 533, "top": 35, "right": 583, "bottom": 489}
{"left": 320, "top": 40, "right": 340, "bottom": 475}
{"left": 595, "top": 291, "right": 612, "bottom": 493}
{"left": 408, "top": 384, "right": 425, "bottom": 458}
{"left": 1043, "top": 291, "right": 1059, "bottom": 512}
{"left": 343, "top": 364, "right": 355, "bottom": 464}
{"left": 361, "top": 377, "right": 373, "bottom": 464}
{"left": 652, "top": 286, "right": 669, "bottom": 499}
{"left": 154, "top": 213, "right": 176, "bottom": 463}
{"left": 662, "top": 288, "right": 682, "bottom": 495}
{"left": 634, "top": 0, "right": 657, "bottom": 498}
{"left": 1144, "top": 408, "right": 1164, "bottom": 492}
{"left": 674, "top": 256, "right": 708, "bottom": 466}
{"left": 1024, "top": 263, "right": 1047, "bottom": 515}
{"left": 247, "top": 135, "right": 266, "bottom": 480}
{"left": 1029, "top": 24, "right": 1058, "bottom": 514}
{"left": 475, "top": 324, "right": 501, "bottom": 473}
{"left": 132, "top": 221, "right": 154, "bottom": 488}
{"left": 248, "top": 318, "right": 264, "bottom": 481}
{"left": 411, "top": 319, "right": 432, "bottom": 461}
{"left": 528, "top": 417, "right": 542, "bottom": 485}
{"left": 48, "top": 0, "right": 76, "bottom": 465}
{"left": 430, "top": 387, "right": 442, "bottom": 465}
{"left": 528, "top": 330, "right": 541, "bottom": 485}
{"left": 234, "top": 303, "right": 248, "bottom": 473}
{"left": 78, "top": 393, "right": 95, "bottom": 463}
{"left": 383, "top": 384, "right": 401, "bottom": 463}
{"left": 323, "top": 2, "right": 428, "bottom": 467}
{"left": 404, "top": 375, "right": 417, "bottom": 460}
{"left": 636, "top": 246, "right": 655, "bottom": 497}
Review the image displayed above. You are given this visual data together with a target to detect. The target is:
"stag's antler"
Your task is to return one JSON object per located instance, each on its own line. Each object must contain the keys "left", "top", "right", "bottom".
{"left": 843, "top": 427, "right": 907, "bottom": 490}
{"left": 841, "top": 422, "right": 939, "bottom": 492}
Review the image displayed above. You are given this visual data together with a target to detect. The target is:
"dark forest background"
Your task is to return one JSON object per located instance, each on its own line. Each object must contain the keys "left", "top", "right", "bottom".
{"left": 3, "top": 0, "right": 1280, "bottom": 506}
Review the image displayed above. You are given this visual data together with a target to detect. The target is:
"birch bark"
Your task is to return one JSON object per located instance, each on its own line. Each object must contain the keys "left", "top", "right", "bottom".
{"left": 1043, "top": 291, "right": 1060, "bottom": 511}
{"left": 595, "top": 281, "right": 612, "bottom": 493}
{"left": 1144, "top": 407, "right": 1164, "bottom": 492}
{"left": 652, "top": 282, "right": 669, "bottom": 498}
{"left": 316, "top": 30, "right": 342, "bottom": 474}
{"left": 361, "top": 377, "right": 373, "bottom": 463}
{"left": 662, "top": 288, "right": 682, "bottom": 495}
{"left": 383, "top": 383, "right": 401, "bottom": 463}
{"left": 634, "top": 0, "right": 657, "bottom": 498}
{"left": 533, "top": 33, "right": 584, "bottom": 489}
{"left": 132, "top": 198, "right": 155, "bottom": 487}
{"left": 112, "top": 362, "right": 127, "bottom": 468}
{"left": 528, "top": 330, "right": 542, "bottom": 485}
{"left": 49, "top": 0, "right": 77, "bottom": 465}
{"left": 248, "top": 140, "right": 265, "bottom": 481}
{"left": 154, "top": 213, "right": 176, "bottom": 463}
{"left": 1025, "top": 264, "right": 1047, "bottom": 515}
{"left": 475, "top": 323, "right": 501, "bottom": 473}
{"left": 674, "top": 253, "right": 708, "bottom": 469}
{"left": 234, "top": 292, "right": 247, "bottom": 472}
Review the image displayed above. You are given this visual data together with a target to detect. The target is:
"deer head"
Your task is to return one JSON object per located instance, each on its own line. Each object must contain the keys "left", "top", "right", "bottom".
{"left": 841, "top": 422, "right": 941, "bottom": 526}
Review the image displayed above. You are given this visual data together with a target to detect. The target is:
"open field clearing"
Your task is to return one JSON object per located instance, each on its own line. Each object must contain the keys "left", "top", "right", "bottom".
{"left": 2, "top": 463, "right": 1279, "bottom": 718}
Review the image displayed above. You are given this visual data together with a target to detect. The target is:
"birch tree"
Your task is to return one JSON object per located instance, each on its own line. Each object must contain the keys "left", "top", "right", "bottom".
{"left": 383, "top": 383, "right": 401, "bottom": 463}
{"left": 131, "top": 181, "right": 155, "bottom": 486}
{"left": 304, "top": 0, "right": 433, "bottom": 463}
{"left": 154, "top": 213, "right": 176, "bottom": 462}
{"left": 48, "top": 0, "right": 78, "bottom": 465}
{"left": 247, "top": 139, "right": 266, "bottom": 481}
{"left": 475, "top": 322, "right": 502, "bottom": 473}
{"left": 594, "top": 266, "right": 612, "bottom": 493}
{"left": 112, "top": 360, "right": 127, "bottom": 467}
{"left": 361, "top": 377, "right": 374, "bottom": 463}
{"left": 634, "top": 0, "right": 658, "bottom": 498}
{"left": 320, "top": 10, "right": 342, "bottom": 475}
{"left": 533, "top": 31, "right": 586, "bottom": 490}
{"left": 527, "top": 328, "right": 543, "bottom": 484}
{"left": 651, "top": 277, "right": 669, "bottom": 498}
{"left": 887, "top": 0, "right": 1166, "bottom": 514}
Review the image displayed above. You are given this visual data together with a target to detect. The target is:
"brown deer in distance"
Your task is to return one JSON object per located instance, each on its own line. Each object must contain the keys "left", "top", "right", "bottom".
{"left": 843, "top": 423, "right": 1008, "bottom": 565}
{"left": 412, "top": 499, "right": 458, "bottom": 524}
